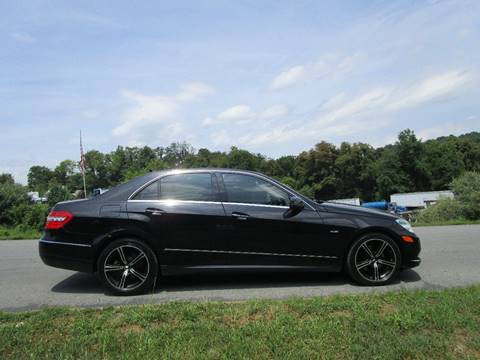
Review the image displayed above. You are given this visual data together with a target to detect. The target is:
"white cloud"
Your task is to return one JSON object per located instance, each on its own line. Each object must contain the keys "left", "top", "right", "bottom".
{"left": 270, "top": 65, "right": 306, "bottom": 90}
{"left": 417, "top": 119, "right": 474, "bottom": 141}
{"left": 203, "top": 104, "right": 289, "bottom": 126}
{"left": 260, "top": 104, "right": 289, "bottom": 119}
{"left": 270, "top": 53, "right": 363, "bottom": 91}
{"left": 238, "top": 69, "right": 472, "bottom": 148}
{"left": 386, "top": 71, "right": 471, "bottom": 111}
{"left": 10, "top": 32, "right": 35, "bottom": 43}
{"left": 113, "top": 82, "right": 213, "bottom": 144}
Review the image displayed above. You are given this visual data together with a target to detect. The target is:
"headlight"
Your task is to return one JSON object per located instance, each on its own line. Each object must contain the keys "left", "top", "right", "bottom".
{"left": 396, "top": 218, "right": 414, "bottom": 233}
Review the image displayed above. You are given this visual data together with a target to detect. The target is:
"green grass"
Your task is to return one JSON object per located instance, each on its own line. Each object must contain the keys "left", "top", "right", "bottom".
{"left": 0, "top": 226, "right": 41, "bottom": 240}
{"left": 1, "top": 286, "right": 479, "bottom": 359}
{"left": 414, "top": 219, "right": 480, "bottom": 227}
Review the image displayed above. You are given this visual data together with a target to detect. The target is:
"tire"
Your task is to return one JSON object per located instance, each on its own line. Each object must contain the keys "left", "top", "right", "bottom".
{"left": 97, "top": 238, "right": 158, "bottom": 295}
{"left": 345, "top": 233, "right": 401, "bottom": 286}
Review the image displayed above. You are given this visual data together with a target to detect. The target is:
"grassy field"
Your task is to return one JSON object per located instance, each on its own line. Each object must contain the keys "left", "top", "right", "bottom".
{"left": 1, "top": 286, "right": 479, "bottom": 359}
{"left": 0, "top": 226, "right": 41, "bottom": 240}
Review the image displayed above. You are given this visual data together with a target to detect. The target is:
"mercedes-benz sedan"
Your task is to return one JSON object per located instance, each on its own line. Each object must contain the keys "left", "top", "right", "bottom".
{"left": 39, "top": 169, "right": 421, "bottom": 295}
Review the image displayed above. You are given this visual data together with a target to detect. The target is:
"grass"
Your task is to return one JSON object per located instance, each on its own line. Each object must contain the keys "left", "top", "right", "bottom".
{"left": 1, "top": 286, "right": 479, "bottom": 359}
{"left": 413, "top": 219, "right": 480, "bottom": 227}
{"left": 0, "top": 226, "right": 41, "bottom": 240}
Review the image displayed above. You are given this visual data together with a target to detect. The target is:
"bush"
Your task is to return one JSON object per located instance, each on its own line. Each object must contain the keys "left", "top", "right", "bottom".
{"left": 415, "top": 198, "right": 466, "bottom": 224}
{"left": 0, "top": 182, "right": 30, "bottom": 224}
{"left": 451, "top": 171, "right": 480, "bottom": 220}
{"left": 416, "top": 171, "right": 480, "bottom": 224}
{"left": 6, "top": 203, "right": 50, "bottom": 231}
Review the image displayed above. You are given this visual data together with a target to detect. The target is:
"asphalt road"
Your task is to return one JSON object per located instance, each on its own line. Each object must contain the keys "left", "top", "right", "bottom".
{"left": 1, "top": 225, "right": 479, "bottom": 311}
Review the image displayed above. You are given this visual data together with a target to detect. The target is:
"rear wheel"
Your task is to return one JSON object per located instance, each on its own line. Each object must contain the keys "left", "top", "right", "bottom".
{"left": 346, "top": 233, "right": 400, "bottom": 286}
{"left": 98, "top": 238, "right": 158, "bottom": 295}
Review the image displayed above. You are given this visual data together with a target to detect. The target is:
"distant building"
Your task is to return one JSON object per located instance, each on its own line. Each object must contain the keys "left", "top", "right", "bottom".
{"left": 390, "top": 191, "right": 454, "bottom": 209}
{"left": 330, "top": 198, "right": 361, "bottom": 206}
{"left": 27, "top": 191, "right": 47, "bottom": 203}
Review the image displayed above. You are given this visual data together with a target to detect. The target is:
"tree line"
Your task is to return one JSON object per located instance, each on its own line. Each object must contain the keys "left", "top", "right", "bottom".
{"left": 25, "top": 129, "right": 480, "bottom": 201}
{"left": 1, "top": 129, "right": 480, "bottom": 232}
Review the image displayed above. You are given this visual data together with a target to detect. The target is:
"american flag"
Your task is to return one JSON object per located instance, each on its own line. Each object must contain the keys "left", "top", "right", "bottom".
{"left": 79, "top": 131, "right": 86, "bottom": 175}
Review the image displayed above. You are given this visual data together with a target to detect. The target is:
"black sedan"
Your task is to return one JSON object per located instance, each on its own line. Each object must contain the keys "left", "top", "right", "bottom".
{"left": 39, "top": 169, "right": 421, "bottom": 295}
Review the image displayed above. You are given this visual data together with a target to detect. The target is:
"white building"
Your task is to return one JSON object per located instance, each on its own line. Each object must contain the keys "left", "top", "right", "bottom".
{"left": 390, "top": 191, "right": 454, "bottom": 209}
{"left": 330, "top": 198, "right": 361, "bottom": 206}
{"left": 27, "top": 191, "right": 47, "bottom": 203}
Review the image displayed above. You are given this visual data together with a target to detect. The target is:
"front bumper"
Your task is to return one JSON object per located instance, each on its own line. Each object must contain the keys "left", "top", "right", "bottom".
{"left": 39, "top": 239, "right": 94, "bottom": 273}
{"left": 402, "top": 257, "right": 421, "bottom": 269}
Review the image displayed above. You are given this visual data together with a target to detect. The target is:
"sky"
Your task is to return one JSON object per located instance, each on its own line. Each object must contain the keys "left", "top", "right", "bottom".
{"left": 1, "top": 0, "right": 479, "bottom": 184}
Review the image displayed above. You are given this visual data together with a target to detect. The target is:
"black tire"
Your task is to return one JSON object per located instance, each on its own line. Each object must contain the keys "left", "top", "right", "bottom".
{"left": 345, "top": 233, "right": 401, "bottom": 286}
{"left": 97, "top": 238, "right": 158, "bottom": 295}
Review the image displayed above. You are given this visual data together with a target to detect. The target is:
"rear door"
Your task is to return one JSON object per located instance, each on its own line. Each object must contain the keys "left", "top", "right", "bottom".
{"left": 126, "top": 172, "right": 226, "bottom": 266}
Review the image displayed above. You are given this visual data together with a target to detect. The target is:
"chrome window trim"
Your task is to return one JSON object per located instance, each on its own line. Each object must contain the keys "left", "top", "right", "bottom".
{"left": 128, "top": 199, "right": 220, "bottom": 205}
{"left": 39, "top": 239, "right": 92, "bottom": 248}
{"left": 128, "top": 198, "right": 292, "bottom": 210}
{"left": 164, "top": 248, "right": 338, "bottom": 259}
{"left": 127, "top": 169, "right": 316, "bottom": 211}
{"left": 222, "top": 202, "right": 289, "bottom": 209}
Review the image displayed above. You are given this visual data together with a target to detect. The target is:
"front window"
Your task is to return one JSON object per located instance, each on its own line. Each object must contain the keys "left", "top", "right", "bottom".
{"left": 222, "top": 173, "right": 289, "bottom": 206}
{"left": 133, "top": 173, "right": 214, "bottom": 201}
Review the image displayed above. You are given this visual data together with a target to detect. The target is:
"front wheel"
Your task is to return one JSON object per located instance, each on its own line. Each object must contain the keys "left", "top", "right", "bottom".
{"left": 345, "top": 233, "right": 401, "bottom": 286}
{"left": 98, "top": 238, "right": 158, "bottom": 295}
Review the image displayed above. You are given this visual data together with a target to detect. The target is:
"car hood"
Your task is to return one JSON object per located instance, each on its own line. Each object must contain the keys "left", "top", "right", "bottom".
{"left": 317, "top": 202, "right": 398, "bottom": 219}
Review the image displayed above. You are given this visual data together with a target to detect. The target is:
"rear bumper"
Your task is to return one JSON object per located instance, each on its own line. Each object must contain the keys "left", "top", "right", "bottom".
{"left": 39, "top": 239, "right": 94, "bottom": 273}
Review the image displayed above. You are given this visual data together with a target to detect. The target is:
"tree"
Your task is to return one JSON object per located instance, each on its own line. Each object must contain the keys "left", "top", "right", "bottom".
{"left": 396, "top": 129, "right": 430, "bottom": 191}
{"left": 0, "top": 173, "right": 14, "bottom": 185}
{"left": 47, "top": 184, "right": 73, "bottom": 207}
{"left": 27, "top": 166, "right": 53, "bottom": 195}
{"left": 295, "top": 141, "right": 338, "bottom": 199}
{"left": 335, "top": 142, "right": 377, "bottom": 200}
{"left": 0, "top": 181, "right": 30, "bottom": 224}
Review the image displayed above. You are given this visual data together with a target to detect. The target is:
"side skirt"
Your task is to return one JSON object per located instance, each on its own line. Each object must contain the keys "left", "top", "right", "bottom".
{"left": 160, "top": 264, "right": 341, "bottom": 276}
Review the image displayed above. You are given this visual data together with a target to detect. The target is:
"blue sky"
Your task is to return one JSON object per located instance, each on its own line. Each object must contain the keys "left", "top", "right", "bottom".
{"left": 1, "top": 0, "right": 479, "bottom": 183}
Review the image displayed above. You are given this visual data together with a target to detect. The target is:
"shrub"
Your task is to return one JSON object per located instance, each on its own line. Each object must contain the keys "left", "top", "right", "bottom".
{"left": 6, "top": 203, "right": 50, "bottom": 230}
{"left": 450, "top": 171, "right": 480, "bottom": 220}
{"left": 415, "top": 198, "right": 466, "bottom": 224}
{"left": 0, "top": 182, "right": 30, "bottom": 224}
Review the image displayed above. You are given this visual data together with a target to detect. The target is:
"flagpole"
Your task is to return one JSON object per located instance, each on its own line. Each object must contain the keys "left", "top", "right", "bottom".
{"left": 80, "top": 131, "right": 87, "bottom": 198}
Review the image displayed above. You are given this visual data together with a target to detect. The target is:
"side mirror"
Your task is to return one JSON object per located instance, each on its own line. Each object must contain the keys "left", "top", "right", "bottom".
{"left": 290, "top": 196, "right": 304, "bottom": 211}
{"left": 283, "top": 196, "right": 304, "bottom": 218}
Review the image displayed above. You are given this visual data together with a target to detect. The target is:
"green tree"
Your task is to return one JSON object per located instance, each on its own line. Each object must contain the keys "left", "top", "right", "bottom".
{"left": 296, "top": 141, "right": 338, "bottom": 199}
{"left": 335, "top": 142, "right": 377, "bottom": 200}
{"left": 0, "top": 181, "right": 30, "bottom": 225}
{"left": 47, "top": 184, "right": 73, "bottom": 207}
{"left": 27, "top": 166, "right": 53, "bottom": 195}
{"left": 0, "top": 173, "right": 14, "bottom": 185}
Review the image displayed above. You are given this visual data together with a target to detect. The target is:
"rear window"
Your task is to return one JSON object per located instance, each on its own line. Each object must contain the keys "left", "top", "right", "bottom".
{"left": 133, "top": 173, "right": 214, "bottom": 201}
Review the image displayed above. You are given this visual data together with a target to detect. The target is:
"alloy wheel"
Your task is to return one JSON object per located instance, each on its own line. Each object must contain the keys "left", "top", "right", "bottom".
{"left": 354, "top": 238, "right": 397, "bottom": 282}
{"left": 103, "top": 245, "right": 150, "bottom": 291}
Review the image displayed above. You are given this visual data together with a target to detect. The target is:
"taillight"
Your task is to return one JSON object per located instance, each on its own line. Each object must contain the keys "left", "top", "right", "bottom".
{"left": 45, "top": 211, "right": 73, "bottom": 229}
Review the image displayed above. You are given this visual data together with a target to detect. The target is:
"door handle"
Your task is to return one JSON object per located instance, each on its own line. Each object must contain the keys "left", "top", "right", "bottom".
{"left": 232, "top": 212, "right": 249, "bottom": 221}
{"left": 145, "top": 208, "right": 166, "bottom": 216}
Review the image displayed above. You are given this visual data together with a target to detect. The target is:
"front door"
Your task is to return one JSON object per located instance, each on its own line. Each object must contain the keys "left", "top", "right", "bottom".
{"left": 216, "top": 172, "right": 336, "bottom": 268}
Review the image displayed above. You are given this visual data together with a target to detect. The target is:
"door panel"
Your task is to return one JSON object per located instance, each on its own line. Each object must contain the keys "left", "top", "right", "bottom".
{"left": 216, "top": 171, "right": 339, "bottom": 268}
{"left": 126, "top": 172, "right": 226, "bottom": 266}
{"left": 127, "top": 200, "right": 226, "bottom": 265}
